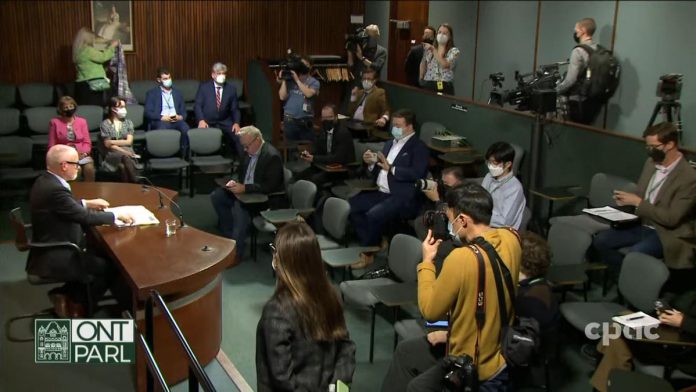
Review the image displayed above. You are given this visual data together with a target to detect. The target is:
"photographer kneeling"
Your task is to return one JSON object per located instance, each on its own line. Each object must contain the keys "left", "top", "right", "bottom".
{"left": 382, "top": 183, "right": 522, "bottom": 392}
{"left": 277, "top": 55, "right": 319, "bottom": 143}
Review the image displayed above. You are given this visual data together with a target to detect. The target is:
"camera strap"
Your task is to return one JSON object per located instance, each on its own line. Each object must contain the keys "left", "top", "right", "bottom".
{"left": 466, "top": 244, "right": 487, "bottom": 367}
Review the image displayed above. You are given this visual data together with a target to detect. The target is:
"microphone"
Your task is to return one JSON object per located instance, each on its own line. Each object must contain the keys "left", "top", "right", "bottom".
{"left": 137, "top": 176, "right": 164, "bottom": 209}
{"left": 136, "top": 177, "right": 186, "bottom": 228}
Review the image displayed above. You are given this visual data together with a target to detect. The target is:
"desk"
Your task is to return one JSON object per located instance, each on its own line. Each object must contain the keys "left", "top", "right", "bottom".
{"left": 530, "top": 186, "right": 582, "bottom": 231}
{"left": 314, "top": 162, "right": 349, "bottom": 173}
{"left": 73, "top": 182, "right": 235, "bottom": 391}
{"left": 426, "top": 142, "right": 475, "bottom": 154}
{"left": 344, "top": 178, "right": 378, "bottom": 192}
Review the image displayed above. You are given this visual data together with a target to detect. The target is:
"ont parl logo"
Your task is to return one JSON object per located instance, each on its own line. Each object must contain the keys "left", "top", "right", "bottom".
{"left": 35, "top": 319, "right": 135, "bottom": 364}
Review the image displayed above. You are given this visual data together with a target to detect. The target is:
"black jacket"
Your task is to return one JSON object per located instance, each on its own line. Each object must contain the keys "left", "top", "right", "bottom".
{"left": 27, "top": 172, "right": 114, "bottom": 279}
{"left": 313, "top": 123, "right": 355, "bottom": 165}
{"left": 237, "top": 142, "right": 284, "bottom": 195}
{"left": 405, "top": 44, "right": 425, "bottom": 87}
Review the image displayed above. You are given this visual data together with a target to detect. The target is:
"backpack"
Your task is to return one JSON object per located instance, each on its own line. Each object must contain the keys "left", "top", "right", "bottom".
{"left": 575, "top": 44, "right": 621, "bottom": 102}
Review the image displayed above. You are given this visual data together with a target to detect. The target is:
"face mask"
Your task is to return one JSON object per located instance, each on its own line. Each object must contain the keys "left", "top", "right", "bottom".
{"left": 63, "top": 108, "right": 76, "bottom": 117}
{"left": 215, "top": 75, "right": 226, "bottom": 84}
{"left": 647, "top": 147, "right": 666, "bottom": 163}
{"left": 436, "top": 33, "right": 449, "bottom": 45}
{"left": 115, "top": 108, "right": 127, "bottom": 119}
{"left": 573, "top": 32, "right": 580, "bottom": 44}
{"left": 448, "top": 218, "right": 464, "bottom": 245}
{"left": 487, "top": 163, "right": 505, "bottom": 177}
{"left": 161, "top": 79, "right": 173, "bottom": 88}
{"left": 362, "top": 80, "right": 374, "bottom": 90}
{"left": 322, "top": 120, "right": 335, "bottom": 132}
{"left": 391, "top": 126, "right": 404, "bottom": 140}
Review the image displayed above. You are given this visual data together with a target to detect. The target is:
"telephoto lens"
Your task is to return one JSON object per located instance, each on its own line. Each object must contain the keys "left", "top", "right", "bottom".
{"left": 415, "top": 179, "right": 438, "bottom": 191}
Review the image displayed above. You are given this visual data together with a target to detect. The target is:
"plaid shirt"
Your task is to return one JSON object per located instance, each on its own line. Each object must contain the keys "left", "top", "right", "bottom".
{"left": 109, "top": 45, "right": 137, "bottom": 104}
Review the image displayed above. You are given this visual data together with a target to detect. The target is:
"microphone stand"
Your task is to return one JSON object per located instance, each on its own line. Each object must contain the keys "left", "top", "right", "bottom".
{"left": 137, "top": 176, "right": 164, "bottom": 210}
{"left": 137, "top": 177, "right": 186, "bottom": 227}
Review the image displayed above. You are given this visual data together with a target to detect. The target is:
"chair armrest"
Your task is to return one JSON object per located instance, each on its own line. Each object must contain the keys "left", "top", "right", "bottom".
{"left": 297, "top": 208, "right": 315, "bottom": 218}
{"left": 29, "top": 241, "right": 83, "bottom": 253}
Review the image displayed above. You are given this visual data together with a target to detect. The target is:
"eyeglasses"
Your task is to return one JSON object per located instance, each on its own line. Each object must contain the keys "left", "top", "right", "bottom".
{"left": 268, "top": 243, "right": 277, "bottom": 255}
{"left": 645, "top": 143, "right": 664, "bottom": 150}
{"left": 63, "top": 161, "right": 80, "bottom": 166}
{"left": 242, "top": 136, "right": 258, "bottom": 150}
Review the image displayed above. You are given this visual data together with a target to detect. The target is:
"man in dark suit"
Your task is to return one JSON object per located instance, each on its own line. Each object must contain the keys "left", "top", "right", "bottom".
{"left": 210, "top": 126, "right": 284, "bottom": 265}
{"left": 28, "top": 144, "right": 133, "bottom": 317}
{"left": 194, "top": 62, "right": 242, "bottom": 158}
{"left": 404, "top": 26, "right": 436, "bottom": 87}
{"left": 296, "top": 104, "right": 355, "bottom": 188}
{"left": 144, "top": 67, "right": 190, "bottom": 150}
{"left": 349, "top": 109, "right": 429, "bottom": 248}
{"left": 593, "top": 122, "right": 696, "bottom": 294}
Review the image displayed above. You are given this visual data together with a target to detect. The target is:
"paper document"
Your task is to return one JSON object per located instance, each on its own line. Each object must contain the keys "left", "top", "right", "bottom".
{"left": 612, "top": 311, "right": 660, "bottom": 330}
{"left": 105, "top": 205, "right": 160, "bottom": 227}
{"left": 582, "top": 206, "right": 638, "bottom": 222}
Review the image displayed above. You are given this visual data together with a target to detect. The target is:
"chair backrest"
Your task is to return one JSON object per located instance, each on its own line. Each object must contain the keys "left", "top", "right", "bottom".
{"left": 419, "top": 121, "right": 446, "bottom": 143}
{"left": 24, "top": 106, "right": 55, "bottom": 134}
{"left": 283, "top": 167, "right": 292, "bottom": 191}
{"left": 510, "top": 143, "right": 525, "bottom": 175}
{"left": 146, "top": 129, "right": 181, "bottom": 157}
{"left": 589, "top": 173, "right": 638, "bottom": 207}
{"left": 608, "top": 368, "right": 675, "bottom": 392}
{"left": 519, "top": 206, "right": 532, "bottom": 231}
{"left": 619, "top": 252, "right": 669, "bottom": 313}
{"left": 290, "top": 180, "right": 317, "bottom": 209}
{"left": 322, "top": 197, "right": 350, "bottom": 240}
{"left": 188, "top": 127, "right": 223, "bottom": 155}
{"left": 0, "top": 136, "right": 34, "bottom": 166}
{"left": 228, "top": 78, "right": 244, "bottom": 98}
{"left": 547, "top": 222, "right": 592, "bottom": 266}
{"left": 129, "top": 80, "right": 154, "bottom": 104}
{"left": 176, "top": 80, "right": 200, "bottom": 103}
{"left": 9, "top": 207, "right": 29, "bottom": 252}
{"left": 127, "top": 103, "right": 145, "bottom": 130}
{"left": 75, "top": 105, "right": 104, "bottom": 131}
{"left": 388, "top": 234, "right": 423, "bottom": 282}
{"left": 0, "top": 83, "right": 16, "bottom": 108}
{"left": 0, "top": 108, "right": 20, "bottom": 135}
{"left": 18, "top": 83, "right": 53, "bottom": 107}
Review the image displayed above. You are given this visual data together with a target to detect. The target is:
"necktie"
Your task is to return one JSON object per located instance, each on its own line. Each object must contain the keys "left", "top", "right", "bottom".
{"left": 216, "top": 86, "right": 221, "bottom": 111}
{"left": 327, "top": 131, "right": 333, "bottom": 153}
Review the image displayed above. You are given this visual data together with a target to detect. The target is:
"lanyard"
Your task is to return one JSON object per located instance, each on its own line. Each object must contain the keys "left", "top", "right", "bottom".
{"left": 487, "top": 174, "right": 514, "bottom": 194}
{"left": 646, "top": 172, "right": 668, "bottom": 202}
{"left": 162, "top": 91, "right": 173, "bottom": 109}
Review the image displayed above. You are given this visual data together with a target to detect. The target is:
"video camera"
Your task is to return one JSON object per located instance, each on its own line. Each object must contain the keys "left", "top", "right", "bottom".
{"left": 488, "top": 62, "right": 566, "bottom": 113}
{"left": 345, "top": 27, "right": 370, "bottom": 53}
{"left": 279, "top": 49, "right": 309, "bottom": 81}
{"left": 657, "top": 73, "right": 683, "bottom": 101}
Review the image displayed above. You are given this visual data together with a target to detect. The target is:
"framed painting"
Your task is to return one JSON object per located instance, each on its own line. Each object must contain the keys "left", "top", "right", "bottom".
{"left": 91, "top": 1, "right": 134, "bottom": 52}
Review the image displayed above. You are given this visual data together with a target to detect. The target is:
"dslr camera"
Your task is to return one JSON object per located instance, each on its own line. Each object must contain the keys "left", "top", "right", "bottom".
{"left": 345, "top": 27, "right": 370, "bottom": 52}
{"left": 415, "top": 178, "right": 439, "bottom": 192}
{"left": 279, "top": 49, "right": 309, "bottom": 81}
{"left": 422, "top": 210, "right": 449, "bottom": 241}
{"left": 442, "top": 355, "right": 478, "bottom": 392}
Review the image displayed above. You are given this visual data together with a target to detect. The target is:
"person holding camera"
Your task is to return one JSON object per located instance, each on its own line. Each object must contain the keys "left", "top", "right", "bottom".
{"left": 347, "top": 24, "right": 387, "bottom": 88}
{"left": 144, "top": 67, "right": 190, "bottom": 151}
{"left": 409, "top": 183, "right": 521, "bottom": 391}
{"left": 405, "top": 26, "right": 436, "bottom": 88}
{"left": 481, "top": 142, "right": 526, "bottom": 230}
{"left": 347, "top": 67, "right": 390, "bottom": 138}
{"left": 277, "top": 57, "right": 320, "bottom": 143}
{"left": 420, "top": 23, "right": 459, "bottom": 95}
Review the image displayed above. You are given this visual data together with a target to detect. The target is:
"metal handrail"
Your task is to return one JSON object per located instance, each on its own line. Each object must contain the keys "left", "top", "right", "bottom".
{"left": 124, "top": 310, "right": 169, "bottom": 392}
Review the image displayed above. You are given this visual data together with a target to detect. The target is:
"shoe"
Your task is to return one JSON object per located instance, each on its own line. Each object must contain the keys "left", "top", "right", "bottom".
{"left": 49, "top": 293, "right": 70, "bottom": 318}
{"left": 350, "top": 253, "right": 374, "bottom": 269}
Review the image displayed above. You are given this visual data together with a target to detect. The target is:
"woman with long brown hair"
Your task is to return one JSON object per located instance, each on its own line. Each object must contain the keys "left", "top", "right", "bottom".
{"left": 419, "top": 23, "right": 460, "bottom": 95}
{"left": 256, "top": 221, "right": 356, "bottom": 391}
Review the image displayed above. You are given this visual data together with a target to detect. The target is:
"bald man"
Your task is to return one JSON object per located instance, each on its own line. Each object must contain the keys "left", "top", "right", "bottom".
{"left": 27, "top": 144, "right": 132, "bottom": 318}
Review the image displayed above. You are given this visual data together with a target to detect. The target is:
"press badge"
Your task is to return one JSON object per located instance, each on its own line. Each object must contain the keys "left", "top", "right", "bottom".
{"left": 437, "top": 81, "right": 444, "bottom": 91}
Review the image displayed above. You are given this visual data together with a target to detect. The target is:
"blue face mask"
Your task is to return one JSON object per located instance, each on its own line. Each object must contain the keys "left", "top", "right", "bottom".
{"left": 391, "top": 126, "right": 404, "bottom": 140}
{"left": 447, "top": 219, "right": 463, "bottom": 246}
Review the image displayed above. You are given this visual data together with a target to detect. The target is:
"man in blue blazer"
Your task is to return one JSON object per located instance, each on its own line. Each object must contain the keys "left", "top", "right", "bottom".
{"left": 144, "top": 67, "right": 190, "bottom": 150}
{"left": 349, "top": 109, "right": 429, "bottom": 247}
{"left": 194, "top": 62, "right": 242, "bottom": 158}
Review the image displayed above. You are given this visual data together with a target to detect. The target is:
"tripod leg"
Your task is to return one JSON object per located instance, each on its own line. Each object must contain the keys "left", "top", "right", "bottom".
{"left": 647, "top": 102, "right": 662, "bottom": 129}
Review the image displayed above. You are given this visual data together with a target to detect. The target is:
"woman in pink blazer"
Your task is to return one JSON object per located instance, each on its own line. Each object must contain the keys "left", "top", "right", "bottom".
{"left": 48, "top": 96, "right": 96, "bottom": 181}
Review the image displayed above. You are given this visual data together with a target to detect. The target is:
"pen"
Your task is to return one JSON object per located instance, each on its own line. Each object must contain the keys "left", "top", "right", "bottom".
{"left": 627, "top": 315, "right": 644, "bottom": 321}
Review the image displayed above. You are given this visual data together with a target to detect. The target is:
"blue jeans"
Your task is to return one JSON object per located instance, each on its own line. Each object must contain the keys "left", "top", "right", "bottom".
{"left": 210, "top": 188, "right": 251, "bottom": 258}
{"left": 592, "top": 225, "right": 663, "bottom": 274}
{"left": 349, "top": 191, "right": 403, "bottom": 246}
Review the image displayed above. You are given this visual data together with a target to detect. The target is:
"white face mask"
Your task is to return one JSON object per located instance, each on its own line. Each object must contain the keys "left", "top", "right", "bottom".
{"left": 436, "top": 33, "right": 449, "bottom": 45}
{"left": 487, "top": 163, "right": 505, "bottom": 177}
{"left": 115, "top": 108, "right": 127, "bottom": 119}
{"left": 215, "top": 75, "right": 226, "bottom": 84}
{"left": 362, "top": 80, "right": 374, "bottom": 90}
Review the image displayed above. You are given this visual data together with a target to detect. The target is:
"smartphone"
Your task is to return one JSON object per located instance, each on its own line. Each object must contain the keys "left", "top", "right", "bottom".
{"left": 170, "top": 115, "right": 177, "bottom": 121}
{"left": 425, "top": 320, "right": 448, "bottom": 328}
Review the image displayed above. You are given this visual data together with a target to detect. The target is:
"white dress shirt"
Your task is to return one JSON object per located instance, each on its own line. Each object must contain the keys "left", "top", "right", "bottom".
{"left": 372, "top": 132, "right": 416, "bottom": 194}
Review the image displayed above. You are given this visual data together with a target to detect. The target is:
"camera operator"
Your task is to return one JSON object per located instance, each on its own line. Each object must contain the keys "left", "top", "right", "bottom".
{"left": 556, "top": 18, "right": 602, "bottom": 124}
{"left": 382, "top": 182, "right": 522, "bottom": 391}
{"left": 347, "top": 24, "right": 387, "bottom": 89}
{"left": 405, "top": 26, "right": 436, "bottom": 88}
{"left": 277, "top": 56, "right": 320, "bottom": 143}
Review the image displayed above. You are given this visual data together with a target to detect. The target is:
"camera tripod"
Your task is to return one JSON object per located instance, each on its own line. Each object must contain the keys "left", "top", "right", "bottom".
{"left": 647, "top": 99, "right": 683, "bottom": 142}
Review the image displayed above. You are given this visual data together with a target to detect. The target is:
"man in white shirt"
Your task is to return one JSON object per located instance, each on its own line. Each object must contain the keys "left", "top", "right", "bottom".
{"left": 349, "top": 109, "right": 429, "bottom": 247}
{"left": 480, "top": 141, "right": 526, "bottom": 230}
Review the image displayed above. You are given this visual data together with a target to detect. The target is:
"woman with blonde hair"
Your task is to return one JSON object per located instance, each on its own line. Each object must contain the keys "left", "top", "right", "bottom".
{"left": 48, "top": 96, "right": 95, "bottom": 181}
{"left": 256, "top": 221, "right": 356, "bottom": 391}
{"left": 72, "top": 27, "right": 119, "bottom": 106}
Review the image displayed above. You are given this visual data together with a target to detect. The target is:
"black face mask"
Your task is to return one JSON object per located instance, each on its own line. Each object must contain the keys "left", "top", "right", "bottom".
{"left": 573, "top": 32, "right": 580, "bottom": 44}
{"left": 63, "top": 108, "right": 76, "bottom": 117}
{"left": 647, "top": 147, "right": 666, "bottom": 163}
{"left": 322, "top": 120, "right": 335, "bottom": 132}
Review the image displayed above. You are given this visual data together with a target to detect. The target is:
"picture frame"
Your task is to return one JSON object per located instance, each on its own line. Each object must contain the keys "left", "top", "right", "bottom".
{"left": 90, "top": 0, "right": 134, "bottom": 52}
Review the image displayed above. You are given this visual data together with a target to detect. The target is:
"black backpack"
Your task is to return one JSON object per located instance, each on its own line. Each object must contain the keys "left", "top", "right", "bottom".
{"left": 575, "top": 44, "right": 621, "bottom": 102}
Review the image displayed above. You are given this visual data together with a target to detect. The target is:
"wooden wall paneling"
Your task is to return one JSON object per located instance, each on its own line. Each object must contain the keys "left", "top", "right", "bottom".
{"left": 387, "top": 0, "right": 429, "bottom": 85}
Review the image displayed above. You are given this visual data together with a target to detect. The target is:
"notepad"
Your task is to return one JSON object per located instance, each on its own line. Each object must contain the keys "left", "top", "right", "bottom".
{"left": 612, "top": 311, "right": 660, "bottom": 330}
{"left": 105, "top": 205, "right": 160, "bottom": 227}
{"left": 582, "top": 206, "right": 638, "bottom": 222}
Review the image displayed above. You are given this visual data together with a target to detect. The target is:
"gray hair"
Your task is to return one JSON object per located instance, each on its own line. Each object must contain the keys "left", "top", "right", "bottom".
{"left": 46, "top": 144, "right": 78, "bottom": 169}
{"left": 212, "top": 62, "right": 227, "bottom": 73}
{"left": 239, "top": 125, "right": 263, "bottom": 141}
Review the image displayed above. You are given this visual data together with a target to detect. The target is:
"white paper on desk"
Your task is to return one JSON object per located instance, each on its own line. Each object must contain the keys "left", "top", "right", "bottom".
{"left": 105, "top": 205, "right": 160, "bottom": 227}
{"left": 582, "top": 206, "right": 638, "bottom": 222}
{"left": 612, "top": 311, "right": 660, "bottom": 330}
